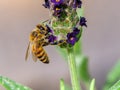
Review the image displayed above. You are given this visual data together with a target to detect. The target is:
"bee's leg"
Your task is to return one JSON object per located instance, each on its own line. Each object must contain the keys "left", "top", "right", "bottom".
{"left": 50, "top": 40, "right": 66, "bottom": 45}
{"left": 42, "top": 42, "right": 50, "bottom": 46}
{"left": 38, "top": 38, "right": 50, "bottom": 47}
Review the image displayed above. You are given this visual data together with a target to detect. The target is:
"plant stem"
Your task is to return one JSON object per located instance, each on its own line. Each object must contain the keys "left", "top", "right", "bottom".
{"left": 67, "top": 47, "right": 81, "bottom": 90}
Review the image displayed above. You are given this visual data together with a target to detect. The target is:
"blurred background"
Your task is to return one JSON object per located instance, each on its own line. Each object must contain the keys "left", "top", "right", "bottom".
{"left": 0, "top": 0, "right": 120, "bottom": 90}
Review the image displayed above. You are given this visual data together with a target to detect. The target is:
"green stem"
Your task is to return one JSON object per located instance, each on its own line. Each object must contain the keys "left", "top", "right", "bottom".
{"left": 67, "top": 47, "right": 81, "bottom": 90}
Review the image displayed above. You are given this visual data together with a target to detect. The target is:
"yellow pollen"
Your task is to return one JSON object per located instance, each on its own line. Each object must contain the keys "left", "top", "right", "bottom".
{"left": 56, "top": 8, "right": 60, "bottom": 11}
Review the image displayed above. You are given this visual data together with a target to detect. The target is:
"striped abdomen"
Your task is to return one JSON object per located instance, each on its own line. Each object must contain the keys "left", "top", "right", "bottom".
{"left": 32, "top": 44, "right": 49, "bottom": 64}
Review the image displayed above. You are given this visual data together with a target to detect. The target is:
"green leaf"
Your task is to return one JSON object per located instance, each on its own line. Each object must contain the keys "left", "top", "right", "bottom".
{"left": 60, "top": 79, "right": 65, "bottom": 90}
{"left": 77, "top": 55, "right": 91, "bottom": 83}
{"left": 103, "top": 60, "right": 120, "bottom": 90}
{"left": 109, "top": 80, "right": 120, "bottom": 90}
{"left": 0, "top": 76, "right": 32, "bottom": 90}
{"left": 90, "top": 79, "right": 95, "bottom": 90}
{"left": 60, "top": 79, "right": 72, "bottom": 90}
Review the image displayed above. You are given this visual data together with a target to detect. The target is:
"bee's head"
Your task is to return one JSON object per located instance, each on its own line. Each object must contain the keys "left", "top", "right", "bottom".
{"left": 36, "top": 24, "right": 48, "bottom": 35}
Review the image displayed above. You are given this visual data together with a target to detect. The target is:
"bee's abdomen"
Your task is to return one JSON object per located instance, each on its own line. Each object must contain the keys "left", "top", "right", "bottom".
{"left": 35, "top": 47, "right": 49, "bottom": 64}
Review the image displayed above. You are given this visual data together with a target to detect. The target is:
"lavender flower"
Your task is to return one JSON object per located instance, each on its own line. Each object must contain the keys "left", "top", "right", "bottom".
{"left": 73, "top": 0, "right": 82, "bottom": 8}
{"left": 67, "top": 33, "right": 78, "bottom": 46}
{"left": 53, "top": 4, "right": 62, "bottom": 17}
{"left": 79, "top": 17, "right": 87, "bottom": 27}
{"left": 41, "top": 0, "right": 86, "bottom": 47}
{"left": 73, "top": 27, "right": 80, "bottom": 35}
{"left": 48, "top": 35, "right": 57, "bottom": 43}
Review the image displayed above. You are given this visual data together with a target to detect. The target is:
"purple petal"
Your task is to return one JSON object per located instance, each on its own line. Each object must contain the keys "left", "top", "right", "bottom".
{"left": 67, "top": 33, "right": 78, "bottom": 46}
{"left": 48, "top": 35, "right": 57, "bottom": 42}
{"left": 73, "top": 27, "right": 80, "bottom": 35}
{"left": 79, "top": 17, "right": 87, "bottom": 27}
{"left": 73, "top": 0, "right": 82, "bottom": 8}
{"left": 51, "top": 0, "right": 63, "bottom": 5}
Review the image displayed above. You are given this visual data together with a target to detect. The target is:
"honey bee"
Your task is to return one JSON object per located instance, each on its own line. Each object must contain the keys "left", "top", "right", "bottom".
{"left": 25, "top": 24, "right": 50, "bottom": 64}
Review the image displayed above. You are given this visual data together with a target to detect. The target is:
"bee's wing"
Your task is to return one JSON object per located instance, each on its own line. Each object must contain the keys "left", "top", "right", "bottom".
{"left": 31, "top": 51, "right": 38, "bottom": 62}
{"left": 25, "top": 42, "right": 31, "bottom": 61}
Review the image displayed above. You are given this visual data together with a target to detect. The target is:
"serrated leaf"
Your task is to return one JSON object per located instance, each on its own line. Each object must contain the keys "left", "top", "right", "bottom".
{"left": 60, "top": 79, "right": 72, "bottom": 90}
{"left": 103, "top": 60, "right": 120, "bottom": 90}
{"left": 90, "top": 79, "right": 95, "bottom": 90}
{"left": 109, "top": 80, "right": 120, "bottom": 90}
{"left": 0, "top": 76, "right": 32, "bottom": 90}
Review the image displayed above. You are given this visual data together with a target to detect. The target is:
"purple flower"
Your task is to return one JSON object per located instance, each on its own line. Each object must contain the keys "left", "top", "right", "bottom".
{"left": 79, "top": 17, "right": 87, "bottom": 27}
{"left": 53, "top": 3, "right": 67, "bottom": 18}
{"left": 48, "top": 35, "right": 57, "bottom": 43}
{"left": 51, "top": 0, "right": 63, "bottom": 5}
{"left": 43, "top": 0, "right": 50, "bottom": 9}
{"left": 53, "top": 4, "right": 62, "bottom": 17}
{"left": 67, "top": 33, "right": 78, "bottom": 46}
{"left": 73, "top": 0, "right": 82, "bottom": 8}
{"left": 73, "top": 27, "right": 80, "bottom": 35}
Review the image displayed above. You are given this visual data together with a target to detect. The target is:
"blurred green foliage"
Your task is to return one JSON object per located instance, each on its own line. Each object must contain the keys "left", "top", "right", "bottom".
{"left": 103, "top": 60, "right": 120, "bottom": 90}
{"left": 0, "top": 76, "right": 32, "bottom": 90}
{"left": 109, "top": 80, "right": 120, "bottom": 90}
{"left": 90, "top": 79, "right": 95, "bottom": 90}
{"left": 60, "top": 79, "right": 72, "bottom": 90}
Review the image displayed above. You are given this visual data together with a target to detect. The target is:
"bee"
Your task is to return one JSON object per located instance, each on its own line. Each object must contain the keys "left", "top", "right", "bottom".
{"left": 25, "top": 24, "right": 50, "bottom": 64}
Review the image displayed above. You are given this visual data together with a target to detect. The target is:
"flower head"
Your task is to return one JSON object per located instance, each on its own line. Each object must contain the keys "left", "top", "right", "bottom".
{"left": 51, "top": 0, "right": 63, "bottom": 5}
{"left": 41, "top": 0, "right": 86, "bottom": 47}
{"left": 67, "top": 33, "right": 78, "bottom": 46}
{"left": 79, "top": 17, "right": 87, "bottom": 27}
{"left": 43, "top": 0, "right": 50, "bottom": 8}
{"left": 73, "top": 0, "right": 82, "bottom": 8}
